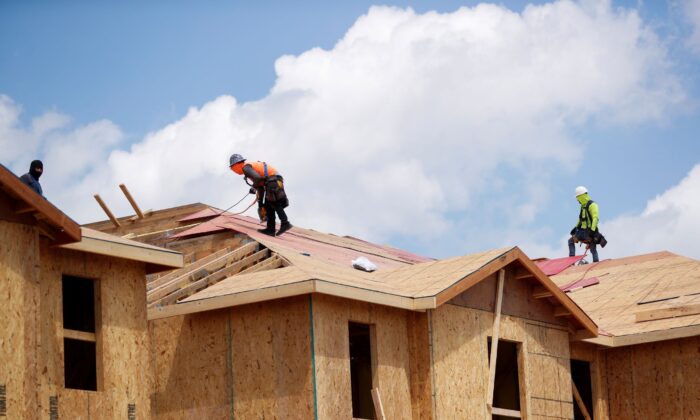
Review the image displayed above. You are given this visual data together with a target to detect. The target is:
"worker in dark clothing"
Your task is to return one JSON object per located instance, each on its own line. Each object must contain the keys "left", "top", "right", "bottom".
{"left": 568, "top": 186, "right": 607, "bottom": 263}
{"left": 19, "top": 160, "right": 44, "bottom": 196}
{"left": 229, "top": 154, "right": 292, "bottom": 237}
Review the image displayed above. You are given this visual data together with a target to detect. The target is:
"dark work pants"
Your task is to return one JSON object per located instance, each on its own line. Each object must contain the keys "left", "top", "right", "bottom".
{"left": 568, "top": 237, "right": 599, "bottom": 262}
{"left": 265, "top": 200, "right": 288, "bottom": 231}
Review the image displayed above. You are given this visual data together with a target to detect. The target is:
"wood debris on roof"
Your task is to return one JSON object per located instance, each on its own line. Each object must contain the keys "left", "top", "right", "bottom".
{"left": 552, "top": 251, "right": 700, "bottom": 346}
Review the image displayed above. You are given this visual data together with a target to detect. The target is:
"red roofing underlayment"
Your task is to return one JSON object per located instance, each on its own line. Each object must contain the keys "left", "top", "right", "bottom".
{"left": 534, "top": 255, "right": 585, "bottom": 276}
{"left": 174, "top": 208, "right": 433, "bottom": 269}
{"left": 560, "top": 276, "right": 600, "bottom": 293}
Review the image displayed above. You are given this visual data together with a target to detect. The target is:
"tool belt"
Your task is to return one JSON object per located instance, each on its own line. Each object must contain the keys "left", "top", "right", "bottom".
{"left": 264, "top": 175, "right": 289, "bottom": 208}
{"left": 572, "top": 228, "right": 608, "bottom": 248}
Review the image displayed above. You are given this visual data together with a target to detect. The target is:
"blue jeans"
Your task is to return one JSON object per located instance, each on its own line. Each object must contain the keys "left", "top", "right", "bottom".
{"left": 569, "top": 230, "right": 599, "bottom": 262}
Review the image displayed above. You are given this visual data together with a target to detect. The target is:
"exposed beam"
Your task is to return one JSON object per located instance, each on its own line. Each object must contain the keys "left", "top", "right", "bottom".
{"left": 490, "top": 407, "right": 522, "bottom": 418}
{"left": 63, "top": 328, "right": 96, "bottom": 343}
{"left": 238, "top": 255, "right": 283, "bottom": 275}
{"left": 129, "top": 209, "right": 153, "bottom": 222}
{"left": 554, "top": 306, "right": 571, "bottom": 317}
{"left": 119, "top": 183, "right": 145, "bottom": 219}
{"left": 371, "top": 388, "right": 386, "bottom": 420}
{"left": 148, "top": 246, "right": 237, "bottom": 290}
{"left": 14, "top": 204, "right": 35, "bottom": 214}
{"left": 153, "top": 248, "right": 270, "bottom": 306}
{"left": 532, "top": 286, "right": 553, "bottom": 299}
{"left": 514, "top": 267, "right": 534, "bottom": 280}
{"left": 94, "top": 194, "right": 121, "bottom": 228}
{"left": 572, "top": 381, "right": 592, "bottom": 420}
{"left": 487, "top": 269, "right": 506, "bottom": 409}
{"left": 148, "top": 242, "right": 259, "bottom": 303}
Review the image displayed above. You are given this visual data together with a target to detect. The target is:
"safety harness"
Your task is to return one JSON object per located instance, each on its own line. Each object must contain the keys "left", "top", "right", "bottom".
{"left": 577, "top": 200, "right": 595, "bottom": 230}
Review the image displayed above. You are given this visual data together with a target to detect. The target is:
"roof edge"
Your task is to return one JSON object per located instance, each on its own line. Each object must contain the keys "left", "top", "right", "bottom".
{"left": 513, "top": 247, "right": 598, "bottom": 337}
{"left": 60, "top": 227, "right": 183, "bottom": 273}
{"left": 0, "top": 164, "right": 81, "bottom": 244}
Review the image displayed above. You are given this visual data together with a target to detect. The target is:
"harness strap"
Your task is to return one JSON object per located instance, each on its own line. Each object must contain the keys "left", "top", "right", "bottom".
{"left": 579, "top": 200, "right": 595, "bottom": 229}
{"left": 263, "top": 162, "right": 268, "bottom": 178}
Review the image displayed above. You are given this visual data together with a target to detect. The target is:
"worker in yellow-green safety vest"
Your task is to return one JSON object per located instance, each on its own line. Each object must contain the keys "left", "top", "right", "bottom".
{"left": 569, "top": 186, "right": 607, "bottom": 262}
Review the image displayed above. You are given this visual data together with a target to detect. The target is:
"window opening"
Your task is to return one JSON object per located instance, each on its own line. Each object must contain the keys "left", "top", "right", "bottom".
{"left": 488, "top": 338, "right": 522, "bottom": 419}
{"left": 571, "top": 359, "right": 593, "bottom": 420}
{"left": 62, "top": 275, "right": 98, "bottom": 391}
{"left": 349, "top": 322, "right": 375, "bottom": 419}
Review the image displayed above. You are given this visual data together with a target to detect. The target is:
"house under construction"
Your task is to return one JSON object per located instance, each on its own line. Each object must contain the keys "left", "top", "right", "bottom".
{"left": 84, "top": 201, "right": 699, "bottom": 420}
{"left": 3, "top": 161, "right": 700, "bottom": 419}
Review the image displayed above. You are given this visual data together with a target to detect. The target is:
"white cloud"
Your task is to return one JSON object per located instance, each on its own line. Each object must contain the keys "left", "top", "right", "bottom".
{"left": 0, "top": 1, "right": 687, "bottom": 252}
{"left": 683, "top": 0, "right": 700, "bottom": 53}
{"left": 601, "top": 163, "right": 700, "bottom": 260}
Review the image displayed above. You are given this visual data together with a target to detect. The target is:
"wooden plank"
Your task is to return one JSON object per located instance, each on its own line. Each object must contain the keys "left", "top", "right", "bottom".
{"left": 238, "top": 255, "right": 283, "bottom": 275}
{"left": 59, "top": 229, "right": 183, "bottom": 273}
{"left": 148, "top": 243, "right": 259, "bottom": 303}
{"left": 63, "top": 329, "right": 96, "bottom": 343}
{"left": 532, "top": 286, "right": 553, "bottom": 299}
{"left": 93, "top": 194, "right": 121, "bottom": 228}
{"left": 148, "top": 245, "right": 238, "bottom": 291}
{"left": 514, "top": 267, "right": 535, "bottom": 280}
{"left": 371, "top": 388, "right": 386, "bottom": 420}
{"left": 487, "top": 269, "right": 505, "bottom": 408}
{"left": 83, "top": 202, "right": 209, "bottom": 236}
{"left": 571, "top": 381, "right": 591, "bottom": 420}
{"left": 635, "top": 303, "right": 700, "bottom": 323}
{"left": 119, "top": 184, "right": 144, "bottom": 219}
{"left": 554, "top": 306, "right": 571, "bottom": 317}
{"left": 153, "top": 249, "right": 270, "bottom": 306}
{"left": 491, "top": 407, "right": 522, "bottom": 418}
{"left": 14, "top": 204, "right": 36, "bottom": 214}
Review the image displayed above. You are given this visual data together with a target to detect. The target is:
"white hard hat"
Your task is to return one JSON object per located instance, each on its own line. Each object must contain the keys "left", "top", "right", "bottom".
{"left": 575, "top": 186, "right": 588, "bottom": 197}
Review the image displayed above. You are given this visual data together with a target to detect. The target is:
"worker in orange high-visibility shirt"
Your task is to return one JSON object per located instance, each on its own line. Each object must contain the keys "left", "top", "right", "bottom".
{"left": 229, "top": 154, "right": 292, "bottom": 236}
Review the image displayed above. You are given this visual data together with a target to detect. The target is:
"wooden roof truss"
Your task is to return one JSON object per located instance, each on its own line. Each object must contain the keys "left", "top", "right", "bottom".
{"left": 147, "top": 240, "right": 286, "bottom": 307}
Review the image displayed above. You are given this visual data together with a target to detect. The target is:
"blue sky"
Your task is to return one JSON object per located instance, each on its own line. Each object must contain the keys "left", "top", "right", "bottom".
{"left": 2, "top": 0, "right": 699, "bottom": 260}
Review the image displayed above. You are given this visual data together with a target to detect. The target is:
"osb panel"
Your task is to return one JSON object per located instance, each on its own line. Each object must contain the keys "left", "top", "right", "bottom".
{"left": 449, "top": 269, "right": 569, "bottom": 327}
{"left": 552, "top": 252, "right": 700, "bottom": 337}
{"left": 39, "top": 246, "right": 151, "bottom": 418}
{"left": 431, "top": 304, "right": 489, "bottom": 419}
{"left": 312, "top": 294, "right": 412, "bottom": 420}
{"left": 231, "top": 295, "right": 313, "bottom": 419}
{"left": 432, "top": 304, "right": 574, "bottom": 420}
{"left": 150, "top": 311, "right": 231, "bottom": 419}
{"left": 0, "top": 221, "right": 40, "bottom": 419}
{"left": 151, "top": 296, "right": 313, "bottom": 419}
{"left": 604, "top": 336, "right": 700, "bottom": 419}
{"left": 407, "top": 312, "right": 432, "bottom": 420}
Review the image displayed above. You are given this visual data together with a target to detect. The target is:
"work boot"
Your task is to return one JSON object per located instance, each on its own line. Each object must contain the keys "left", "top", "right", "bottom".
{"left": 257, "top": 228, "right": 275, "bottom": 237}
{"left": 277, "top": 222, "right": 292, "bottom": 236}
